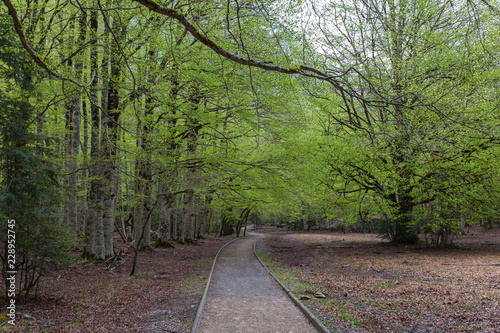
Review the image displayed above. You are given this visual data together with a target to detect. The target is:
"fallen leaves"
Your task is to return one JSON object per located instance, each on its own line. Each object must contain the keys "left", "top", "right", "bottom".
{"left": 261, "top": 226, "right": 500, "bottom": 332}
{"left": 1, "top": 236, "right": 229, "bottom": 332}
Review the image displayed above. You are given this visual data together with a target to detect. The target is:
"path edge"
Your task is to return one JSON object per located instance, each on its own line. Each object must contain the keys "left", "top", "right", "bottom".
{"left": 253, "top": 237, "right": 331, "bottom": 333}
{"left": 190, "top": 237, "right": 240, "bottom": 333}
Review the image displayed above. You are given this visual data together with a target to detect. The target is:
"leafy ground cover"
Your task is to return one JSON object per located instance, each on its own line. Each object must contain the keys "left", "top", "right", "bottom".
{"left": 257, "top": 226, "right": 500, "bottom": 333}
{"left": 0, "top": 236, "right": 230, "bottom": 332}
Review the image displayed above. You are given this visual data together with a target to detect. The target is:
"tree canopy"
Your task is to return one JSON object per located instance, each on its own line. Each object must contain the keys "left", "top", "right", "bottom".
{"left": 1, "top": 0, "right": 500, "bottom": 295}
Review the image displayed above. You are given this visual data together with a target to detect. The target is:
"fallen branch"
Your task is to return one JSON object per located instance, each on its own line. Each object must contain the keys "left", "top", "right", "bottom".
{"left": 114, "top": 220, "right": 128, "bottom": 243}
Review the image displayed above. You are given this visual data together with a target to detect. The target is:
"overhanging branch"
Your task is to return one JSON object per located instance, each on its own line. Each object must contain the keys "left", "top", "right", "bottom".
{"left": 130, "top": 0, "right": 366, "bottom": 91}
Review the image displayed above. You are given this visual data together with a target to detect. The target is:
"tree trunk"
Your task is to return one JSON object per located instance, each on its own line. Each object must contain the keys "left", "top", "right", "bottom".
{"left": 133, "top": 163, "right": 144, "bottom": 246}
{"left": 181, "top": 189, "right": 196, "bottom": 243}
{"left": 157, "top": 183, "right": 175, "bottom": 247}
{"left": 83, "top": 10, "right": 105, "bottom": 260}
{"left": 99, "top": 10, "right": 126, "bottom": 257}
{"left": 386, "top": 0, "right": 418, "bottom": 245}
{"left": 78, "top": 96, "right": 88, "bottom": 235}
{"left": 172, "top": 196, "right": 179, "bottom": 240}
{"left": 36, "top": 98, "right": 44, "bottom": 157}
{"left": 199, "top": 195, "right": 212, "bottom": 237}
{"left": 302, "top": 206, "right": 309, "bottom": 231}
{"left": 67, "top": 11, "right": 86, "bottom": 233}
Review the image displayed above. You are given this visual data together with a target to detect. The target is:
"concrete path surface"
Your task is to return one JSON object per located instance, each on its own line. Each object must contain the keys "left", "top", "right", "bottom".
{"left": 196, "top": 233, "right": 318, "bottom": 333}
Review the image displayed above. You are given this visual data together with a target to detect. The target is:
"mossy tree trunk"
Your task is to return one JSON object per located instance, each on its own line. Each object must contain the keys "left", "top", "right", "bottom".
{"left": 83, "top": 10, "right": 104, "bottom": 260}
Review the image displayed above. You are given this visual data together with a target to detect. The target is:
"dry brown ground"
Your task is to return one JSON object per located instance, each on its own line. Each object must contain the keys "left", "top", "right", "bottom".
{"left": 257, "top": 226, "right": 500, "bottom": 333}
{"left": 0, "top": 236, "right": 230, "bottom": 333}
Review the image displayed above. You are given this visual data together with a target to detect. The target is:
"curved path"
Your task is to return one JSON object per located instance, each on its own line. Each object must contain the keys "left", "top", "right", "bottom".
{"left": 196, "top": 233, "right": 318, "bottom": 333}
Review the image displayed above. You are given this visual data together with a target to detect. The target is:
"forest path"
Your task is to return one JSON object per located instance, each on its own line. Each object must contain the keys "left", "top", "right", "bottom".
{"left": 196, "top": 232, "right": 319, "bottom": 333}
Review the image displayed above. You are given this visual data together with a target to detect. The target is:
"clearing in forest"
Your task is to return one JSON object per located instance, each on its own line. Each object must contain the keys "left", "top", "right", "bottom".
{"left": 257, "top": 226, "right": 500, "bottom": 332}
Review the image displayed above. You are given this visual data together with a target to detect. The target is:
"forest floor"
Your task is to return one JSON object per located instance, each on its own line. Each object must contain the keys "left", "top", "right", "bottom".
{"left": 0, "top": 235, "right": 231, "bottom": 332}
{"left": 256, "top": 226, "right": 500, "bottom": 333}
{"left": 1, "top": 226, "right": 499, "bottom": 332}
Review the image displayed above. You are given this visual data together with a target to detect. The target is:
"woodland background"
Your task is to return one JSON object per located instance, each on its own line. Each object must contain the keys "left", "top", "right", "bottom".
{"left": 1, "top": 0, "right": 500, "bottom": 299}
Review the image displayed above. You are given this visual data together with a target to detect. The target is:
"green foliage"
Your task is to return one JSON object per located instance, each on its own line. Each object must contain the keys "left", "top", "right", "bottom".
{"left": 294, "top": 0, "right": 500, "bottom": 243}
{"left": 0, "top": 13, "right": 73, "bottom": 299}
{"left": 2, "top": 0, "right": 499, "bottom": 267}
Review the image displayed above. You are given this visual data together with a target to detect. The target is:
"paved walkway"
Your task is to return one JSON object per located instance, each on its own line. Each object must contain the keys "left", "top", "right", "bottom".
{"left": 197, "top": 233, "right": 318, "bottom": 333}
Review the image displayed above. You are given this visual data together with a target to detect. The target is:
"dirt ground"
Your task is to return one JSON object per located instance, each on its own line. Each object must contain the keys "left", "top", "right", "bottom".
{"left": 257, "top": 226, "right": 500, "bottom": 333}
{"left": 2, "top": 227, "right": 499, "bottom": 333}
{"left": 0, "top": 236, "right": 230, "bottom": 332}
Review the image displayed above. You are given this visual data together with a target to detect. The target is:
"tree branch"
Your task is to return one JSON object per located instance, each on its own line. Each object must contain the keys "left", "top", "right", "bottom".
{"left": 131, "top": 0, "right": 354, "bottom": 86}
{"left": 1, "top": 0, "right": 96, "bottom": 87}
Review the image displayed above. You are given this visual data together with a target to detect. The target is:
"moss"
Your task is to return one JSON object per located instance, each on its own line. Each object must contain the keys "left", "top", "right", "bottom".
{"left": 177, "top": 238, "right": 197, "bottom": 245}
{"left": 81, "top": 251, "right": 97, "bottom": 261}
{"left": 165, "top": 7, "right": 179, "bottom": 14}
{"left": 142, "top": 0, "right": 162, "bottom": 10}
{"left": 154, "top": 239, "right": 175, "bottom": 248}
{"left": 204, "top": 36, "right": 222, "bottom": 50}
{"left": 289, "top": 66, "right": 304, "bottom": 73}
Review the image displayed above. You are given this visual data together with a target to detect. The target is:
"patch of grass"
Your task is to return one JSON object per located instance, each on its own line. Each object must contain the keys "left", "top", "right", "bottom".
{"left": 257, "top": 247, "right": 347, "bottom": 330}
{"left": 276, "top": 271, "right": 311, "bottom": 293}
{"left": 180, "top": 260, "right": 211, "bottom": 296}
{"left": 322, "top": 299, "right": 362, "bottom": 327}
{"left": 256, "top": 250, "right": 311, "bottom": 293}
{"left": 256, "top": 250, "right": 271, "bottom": 262}
{"left": 180, "top": 274, "right": 207, "bottom": 296}
{"left": 368, "top": 279, "right": 399, "bottom": 290}
{"left": 184, "top": 317, "right": 194, "bottom": 328}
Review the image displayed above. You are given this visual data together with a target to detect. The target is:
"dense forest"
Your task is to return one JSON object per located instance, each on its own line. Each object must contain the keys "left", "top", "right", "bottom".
{"left": 1, "top": 0, "right": 500, "bottom": 299}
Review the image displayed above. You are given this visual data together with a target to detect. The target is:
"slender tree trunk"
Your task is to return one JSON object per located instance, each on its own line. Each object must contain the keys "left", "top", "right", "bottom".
{"left": 133, "top": 44, "right": 166, "bottom": 249}
{"left": 36, "top": 100, "right": 44, "bottom": 157}
{"left": 63, "top": 87, "right": 74, "bottom": 228}
{"left": 156, "top": 182, "right": 175, "bottom": 247}
{"left": 199, "top": 195, "right": 212, "bottom": 236}
{"left": 100, "top": 10, "right": 126, "bottom": 257}
{"left": 180, "top": 92, "right": 202, "bottom": 243}
{"left": 79, "top": 96, "right": 88, "bottom": 235}
{"left": 124, "top": 161, "right": 132, "bottom": 239}
{"left": 84, "top": 10, "right": 105, "bottom": 260}
{"left": 133, "top": 151, "right": 153, "bottom": 248}
{"left": 133, "top": 159, "right": 144, "bottom": 246}
{"left": 302, "top": 206, "right": 309, "bottom": 231}
{"left": 181, "top": 190, "right": 195, "bottom": 243}
{"left": 66, "top": 11, "right": 86, "bottom": 232}
{"left": 172, "top": 197, "right": 179, "bottom": 240}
